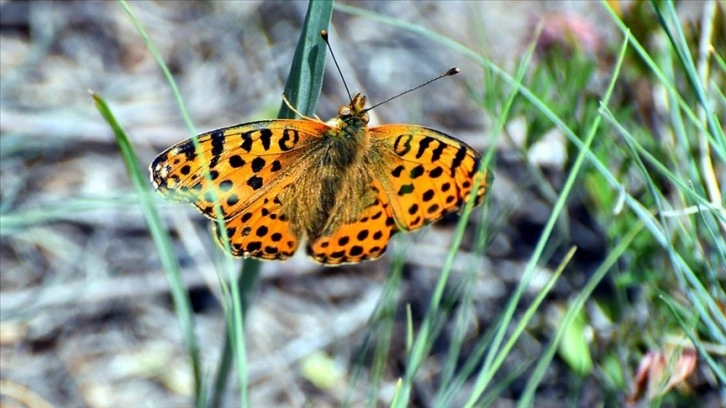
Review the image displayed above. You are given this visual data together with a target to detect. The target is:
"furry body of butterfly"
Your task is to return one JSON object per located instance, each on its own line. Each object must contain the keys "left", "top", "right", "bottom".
{"left": 283, "top": 94, "right": 376, "bottom": 240}
{"left": 151, "top": 93, "right": 491, "bottom": 265}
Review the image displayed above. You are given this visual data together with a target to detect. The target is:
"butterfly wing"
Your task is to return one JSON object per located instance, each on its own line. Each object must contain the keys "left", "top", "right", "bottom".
{"left": 150, "top": 108, "right": 490, "bottom": 264}
{"left": 370, "top": 124, "right": 490, "bottom": 231}
{"left": 306, "top": 124, "right": 490, "bottom": 265}
{"left": 306, "top": 179, "right": 397, "bottom": 265}
{"left": 212, "top": 181, "right": 300, "bottom": 260}
{"left": 150, "top": 120, "right": 330, "bottom": 261}
{"left": 150, "top": 120, "right": 329, "bottom": 220}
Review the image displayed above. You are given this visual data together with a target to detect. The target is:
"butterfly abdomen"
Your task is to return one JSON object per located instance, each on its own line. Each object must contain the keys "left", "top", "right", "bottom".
{"left": 280, "top": 128, "right": 373, "bottom": 240}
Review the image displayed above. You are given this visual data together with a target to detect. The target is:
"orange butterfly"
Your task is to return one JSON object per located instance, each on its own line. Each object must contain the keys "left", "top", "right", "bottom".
{"left": 150, "top": 73, "right": 491, "bottom": 265}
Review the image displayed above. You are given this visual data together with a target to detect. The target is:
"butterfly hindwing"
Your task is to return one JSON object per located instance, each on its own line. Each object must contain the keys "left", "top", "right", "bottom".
{"left": 213, "top": 181, "right": 300, "bottom": 260}
{"left": 306, "top": 179, "right": 397, "bottom": 265}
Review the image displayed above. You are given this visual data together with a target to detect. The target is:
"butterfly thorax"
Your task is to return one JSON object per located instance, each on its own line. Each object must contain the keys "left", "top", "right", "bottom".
{"left": 320, "top": 93, "right": 370, "bottom": 167}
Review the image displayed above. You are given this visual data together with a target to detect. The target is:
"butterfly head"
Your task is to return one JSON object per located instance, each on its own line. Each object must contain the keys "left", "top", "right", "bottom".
{"left": 338, "top": 93, "right": 369, "bottom": 123}
{"left": 325, "top": 92, "right": 370, "bottom": 139}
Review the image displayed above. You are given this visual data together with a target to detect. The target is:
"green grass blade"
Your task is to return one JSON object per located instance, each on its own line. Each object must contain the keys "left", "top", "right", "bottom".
{"left": 279, "top": 0, "right": 333, "bottom": 119}
{"left": 91, "top": 92, "right": 203, "bottom": 404}
{"left": 653, "top": 0, "right": 725, "bottom": 155}
{"left": 435, "top": 22, "right": 537, "bottom": 407}
{"left": 603, "top": 1, "right": 725, "bottom": 162}
{"left": 463, "top": 26, "right": 628, "bottom": 408}
{"left": 659, "top": 294, "right": 726, "bottom": 384}
{"left": 0, "top": 195, "right": 139, "bottom": 235}
{"left": 119, "top": 0, "right": 250, "bottom": 404}
{"left": 211, "top": 1, "right": 333, "bottom": 405}
{"left": 118, "top": 2, "right": 227, "bottom": 405}
{"left": 518, "top": 221, "right": 645, "bottom": 407}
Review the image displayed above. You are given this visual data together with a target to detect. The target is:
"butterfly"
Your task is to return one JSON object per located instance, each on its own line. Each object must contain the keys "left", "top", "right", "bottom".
{"left": 150, "top": 74, "right": 492, "bottom": 265}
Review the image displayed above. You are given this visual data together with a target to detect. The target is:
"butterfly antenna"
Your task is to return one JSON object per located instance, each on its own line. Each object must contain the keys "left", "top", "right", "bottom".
{"left": 364, "top": 67, "right": 460, "bottom": 113}
{"left": 321, "top": 30, "right": 353, "bottom": 102}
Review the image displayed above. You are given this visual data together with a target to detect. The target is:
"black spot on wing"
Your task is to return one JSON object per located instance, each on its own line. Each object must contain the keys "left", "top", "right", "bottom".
{"left": 178, "top": 140, "right": 197, "bottom": 162}
{"left": 247, "top": 175, "right": 263, "bottom": 190}
{"left": 246, "top": 241, "right": 262, "bottom": 252}
{"left": 391, "top": 165, "right": 405, "bottom": 178}
{"left": 393, "top": 134, "right": 413, "bottom": 156}
{"left": 422, "top": 189, "right": 435, "bottom": 202}
{"left": 431, "top": 140, "right": 446, "bottom": 162}
{"left": 241, "top": 131, "right": 254, "bottom": 152}
{"left": 259, "top": 128, "right": 272, "bottom": 151}
{"left": 209, "top": 130, "right": 225, "bottom": 168}
{"left": 409, "top": 164, "right": 424, "bottom": 179}
{"left": 415, "top": 136, "right": 433, "bottom": 159}
{"left": 229, "top": 155, "right": 245, "bottom": 168}
{"left": 470, "top": 157, "right": 482, "bottom": 177}
{"left": 450, "top": 145, "right": 467, "bottom": 176}
{"left": 251, "top": 157, "right": 266, "bottom": 172}
{"left": 219, "top": 180, "right": 233, "bottom": 191}
{"left": 280, "top": 129, "right": 299, "bottom": 151}
{"left": 398, "top": 184, "right": 414, "bottom": 196}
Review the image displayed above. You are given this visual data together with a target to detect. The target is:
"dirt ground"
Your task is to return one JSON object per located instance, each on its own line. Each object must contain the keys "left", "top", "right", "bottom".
{"left": 1, "top": 1, "right": 717, "bottom": 407}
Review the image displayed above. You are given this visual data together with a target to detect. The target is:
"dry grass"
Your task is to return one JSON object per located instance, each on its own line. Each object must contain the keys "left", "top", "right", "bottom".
{"left": 2, "top": 1, "right": 722, "bottom": 407}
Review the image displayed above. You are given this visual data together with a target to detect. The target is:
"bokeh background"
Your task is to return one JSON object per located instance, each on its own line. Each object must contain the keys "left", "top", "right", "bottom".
{"left": 1, "top": 1, "right": 723, "bottom": 407}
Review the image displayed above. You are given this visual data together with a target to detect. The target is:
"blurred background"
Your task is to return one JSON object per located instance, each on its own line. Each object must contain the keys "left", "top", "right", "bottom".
{"left": 1, "top": 1, "right": 723, "bottom": 407}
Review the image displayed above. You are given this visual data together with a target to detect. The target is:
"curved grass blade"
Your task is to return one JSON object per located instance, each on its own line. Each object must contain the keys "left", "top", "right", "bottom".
{"left": 91, "top": 92, "right": 203, "bottom": 405}
{"left": 279, "top": 0, "right": 333, "bottom": 119}
{"left": 210, "top": 2, "right": 333, "bottom": 406}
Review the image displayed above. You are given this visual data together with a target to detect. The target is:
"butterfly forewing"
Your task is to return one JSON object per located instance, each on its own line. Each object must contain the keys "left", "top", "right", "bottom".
{"left": 150, "top": 120, "right": 330, "bottom": 220}
{"left": 370, "top": 124, "right": 489, "bottom": 231}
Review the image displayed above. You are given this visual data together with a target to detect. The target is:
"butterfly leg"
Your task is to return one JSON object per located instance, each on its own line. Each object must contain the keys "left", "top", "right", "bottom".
{"left": 281, "top": 94, "right": 325, "bottom": 124}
